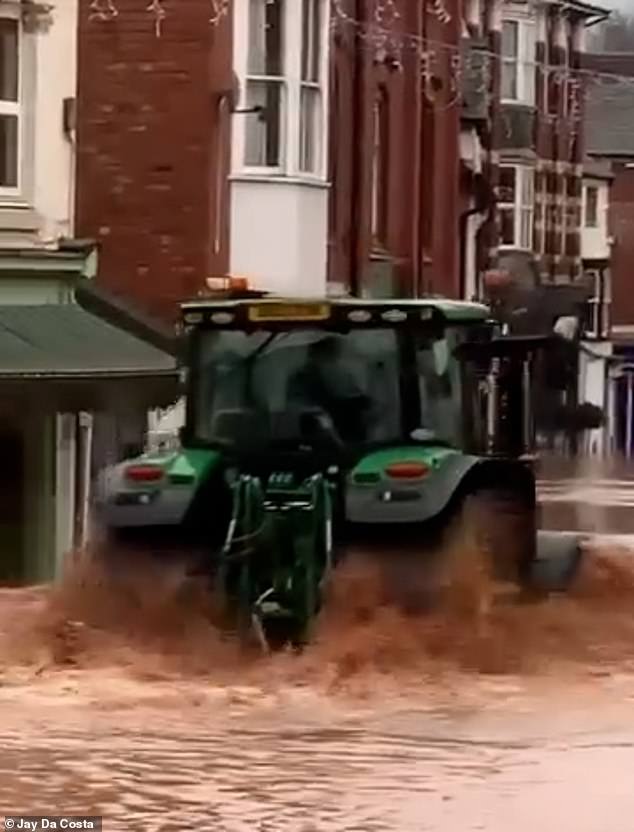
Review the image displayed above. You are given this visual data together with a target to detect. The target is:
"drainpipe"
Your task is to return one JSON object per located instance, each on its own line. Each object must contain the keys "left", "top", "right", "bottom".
{"left": 459, "top": 170, "right": 491, "bottom": 300}
{"left": 412, "top": 0, "right": 424, "bottom": 298}
{"left": 459, "top": 205, "right": 482, "bottom": 301}
{"left": 348, "top": 0, "right": 365, "bottom": 297}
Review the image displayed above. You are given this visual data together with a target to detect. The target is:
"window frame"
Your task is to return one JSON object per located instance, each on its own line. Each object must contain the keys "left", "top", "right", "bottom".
{"left": 235, "top": 0, "right": 329, "bottom": 181}
{"left": 0, "top": 7, "right": 21, "bottom": 200}
{"left": 584, "top": 267, "right": 611, "bottom": 340}
{"left": 498, "top": 164, "right": 535, "bottom": 251}
{"left": 500, "top": 16, "right": 536, "bottom": 106}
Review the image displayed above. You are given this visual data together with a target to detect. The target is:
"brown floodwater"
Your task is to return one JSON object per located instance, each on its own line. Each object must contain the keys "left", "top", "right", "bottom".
{"left": 4, "top": 462, "right": 634, "bottom": 831}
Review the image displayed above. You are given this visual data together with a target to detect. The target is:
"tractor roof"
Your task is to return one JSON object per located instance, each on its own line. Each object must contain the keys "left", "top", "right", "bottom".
{"left": 181, "top": 296, "right": 490, "bottom": 327}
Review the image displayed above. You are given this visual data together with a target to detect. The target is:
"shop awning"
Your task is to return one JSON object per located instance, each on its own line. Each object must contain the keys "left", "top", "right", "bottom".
{"left": 0, "top": 304, "right": 176, "bottom": 379}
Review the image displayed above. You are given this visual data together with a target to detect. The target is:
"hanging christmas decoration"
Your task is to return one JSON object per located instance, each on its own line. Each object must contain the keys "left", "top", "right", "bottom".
{"left": 89, "top": 0, "right": 118, "bottom": 21}
{"left": 419, "top": 50, "right": 438, "bottom": 103}
{"left": 147, "top": 0, "right": 166, "bottom": 37}
{"left": 80, "top": 0, "right": 634, "bottom": 108}
{"left": 427, "top": 0, "right": 452, "bottom": 25}
{"left": 373, "top": 0, "right": 403, "bottom": 68}
{"left": 209, "top": 0, "right": 230, "bottom": 26}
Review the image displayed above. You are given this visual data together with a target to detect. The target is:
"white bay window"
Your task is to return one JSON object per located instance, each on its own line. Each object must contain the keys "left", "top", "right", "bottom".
{"left": 499, "top": 165, "right": 534, "bottom": 250}
{"left": 237, "top": 0, "right": 327, "bottom": 179}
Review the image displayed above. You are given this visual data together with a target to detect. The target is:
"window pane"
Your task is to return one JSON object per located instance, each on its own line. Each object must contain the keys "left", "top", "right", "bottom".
{"left": 299, "top": 85, "right": 320, "bottom": 173}
{"left": 195, "top": 329, "right": 402, "bottom": 447}
{"left": 244, "top": 81, "right": 282, "bottom": 167}
{"left": 248, "top": 0, "right": 283, "bottom": 76}
{"left": 585, "top": 186, "right": 598, "bottom": 227}
{"left": 499, "top": 166, "right": 516, "bottom": 203}
{"left": 301, "top": 0, "right": 321, "bottom": 82}
{"left": 520, "top": 207, "right": 533, "bottom": 248}
{"left": 500, "top": 208, "right": 515, "bottom": 245}
{"left": 502, "top": 21, "right": 518, "bottom": 58}
{"left": 0, "top": 19, "right": 17, "bottom": 103}
{"left": 521, "top": 168, "right": 534, "bottom": 205}
{"left": 501, "top": 60, "right": 517, "bottom": 99}
{"left": 522, "top": 23, "right": 536, "bottom": 105}
{"left": 0, "top": 114, "right": 17, "bottom": 187}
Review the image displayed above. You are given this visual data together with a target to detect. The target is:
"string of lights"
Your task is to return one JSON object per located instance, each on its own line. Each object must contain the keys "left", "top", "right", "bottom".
{"left": 83, "top": 0, "right": 634, "bottom": 99}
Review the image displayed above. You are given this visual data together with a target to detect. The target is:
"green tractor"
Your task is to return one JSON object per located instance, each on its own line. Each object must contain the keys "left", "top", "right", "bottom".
{"left": 96, "top": 291, "right": 584, "bottom": 647}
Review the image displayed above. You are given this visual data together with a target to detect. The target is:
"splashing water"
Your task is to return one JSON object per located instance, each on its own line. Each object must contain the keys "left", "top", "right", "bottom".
{"left": 3, "top": 532, "right": 634, "bottom": 695}
{"left": 5, "top": 467, "right": 634, "bottom": 831}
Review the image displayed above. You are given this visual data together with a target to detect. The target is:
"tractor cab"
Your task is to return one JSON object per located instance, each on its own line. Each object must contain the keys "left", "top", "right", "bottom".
{"left": 180, "top": 294, "right": 545, "bottom": 469}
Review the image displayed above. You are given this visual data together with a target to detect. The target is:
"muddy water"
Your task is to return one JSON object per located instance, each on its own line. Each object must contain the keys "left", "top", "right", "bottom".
{"left": 4, "top": 487, "right": 634, "bottom": 830}
{"left": 3, "top": 678, "right": 634, "bottom": 832}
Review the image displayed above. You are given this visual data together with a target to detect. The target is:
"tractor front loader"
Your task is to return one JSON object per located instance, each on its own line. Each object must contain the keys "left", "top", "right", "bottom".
{"left": 96, "top": 291, "right": 584, "bottom": 648}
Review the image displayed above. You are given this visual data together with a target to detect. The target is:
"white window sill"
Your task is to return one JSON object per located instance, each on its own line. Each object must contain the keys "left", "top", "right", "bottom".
{"left": 0, "top": 194, "right": 31, "bottom": 206}
{"left": 500, "top": 99, "right": 536, "bottom": 108}
{"left": 499, "top": 244, "right": 533, "bottom": 252}
{"left": 0, "top": 203, "right": 39, "bottom": 232}
{"left": 230, "top": 173, "right": 329, "bottom": 189}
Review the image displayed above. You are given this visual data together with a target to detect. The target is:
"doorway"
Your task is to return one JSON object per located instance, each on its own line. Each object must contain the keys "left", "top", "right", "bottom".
{"left": 0, "top": 420, "right": 24, "bottom": 584}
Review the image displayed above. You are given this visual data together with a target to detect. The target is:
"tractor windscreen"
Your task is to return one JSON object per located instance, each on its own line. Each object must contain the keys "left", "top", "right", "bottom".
{"left": 192, "top": 328, "right": 462, "bottom": 451}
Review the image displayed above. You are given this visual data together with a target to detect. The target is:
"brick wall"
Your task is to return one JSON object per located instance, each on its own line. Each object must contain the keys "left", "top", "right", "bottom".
{"left": 328, "top": 0, "right": 462, "bottom": 299}
{"left": 609, "top": 164, "right": 634, "bottom": 327}
{"left": 75, "top": 1, "right": 232, "bottom": 323}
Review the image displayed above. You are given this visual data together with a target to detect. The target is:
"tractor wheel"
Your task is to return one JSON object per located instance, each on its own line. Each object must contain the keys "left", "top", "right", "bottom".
{"left": 445, "top": 488, "right": 536, "bottom": 593}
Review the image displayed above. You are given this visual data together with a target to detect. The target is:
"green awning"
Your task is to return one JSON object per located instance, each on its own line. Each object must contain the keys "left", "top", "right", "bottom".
{"left": 0, "top": 304, "right": 176, "bottom": 379}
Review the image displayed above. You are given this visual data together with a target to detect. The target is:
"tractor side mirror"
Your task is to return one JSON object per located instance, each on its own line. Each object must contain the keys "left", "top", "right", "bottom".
{"left": 541, "top": 402, "right": 605, "bottom": 433}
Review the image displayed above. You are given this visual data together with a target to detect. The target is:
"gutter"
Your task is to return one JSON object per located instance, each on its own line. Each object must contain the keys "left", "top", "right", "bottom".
{"left": 412, "top": 0, "right": 424, "bottom": 298}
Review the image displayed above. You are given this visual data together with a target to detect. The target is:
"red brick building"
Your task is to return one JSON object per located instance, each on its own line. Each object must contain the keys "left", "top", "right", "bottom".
{"left": 327, "top": 0, "right": 463, "bottom": 299}
{"left": 74, "top": 0, "right": 608, "bottom": 325}
{"left": 75, "top": 0, "right": 232, "bottom": 322}
{"left": 75, "top": 0, "right": 466, "bottom": 318}
{"left": 584, "top": 52, "right": 634, "bottom": 329}
{"left": 467, "top": 0, "right": 608, "bottom": 304}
